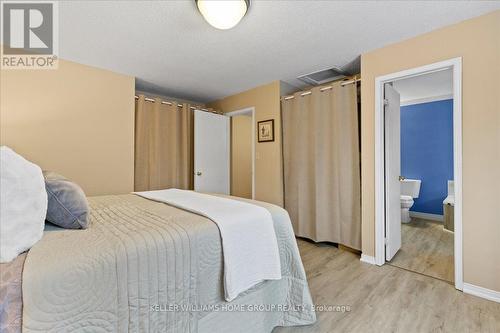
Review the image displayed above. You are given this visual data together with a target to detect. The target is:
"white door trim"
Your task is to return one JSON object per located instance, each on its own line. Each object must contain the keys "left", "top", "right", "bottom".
{"left": 372, "top": 57, "right": 463, "bottom": 291}
{"left": 226, "top": 107, "right": 256, "bottom": 200}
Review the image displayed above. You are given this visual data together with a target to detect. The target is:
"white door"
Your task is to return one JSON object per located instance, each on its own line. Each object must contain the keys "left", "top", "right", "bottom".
{"left": 194, "top": 110, "right": 230, "bottom": 194}
{"left": 384, "top": 84, "right": 402, "bottom": 261}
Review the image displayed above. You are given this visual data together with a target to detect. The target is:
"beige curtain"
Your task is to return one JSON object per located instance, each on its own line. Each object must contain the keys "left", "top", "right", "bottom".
{"left": 134, "top": 95, "right": 193, "bottom": 191}
{"left": 281, "top": 81, "right": 361, "bottom": 250}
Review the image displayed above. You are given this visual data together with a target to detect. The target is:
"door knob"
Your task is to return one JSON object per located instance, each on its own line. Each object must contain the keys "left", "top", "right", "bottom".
{"left": 196, "top": 171, "right": 202, "bottom": 176}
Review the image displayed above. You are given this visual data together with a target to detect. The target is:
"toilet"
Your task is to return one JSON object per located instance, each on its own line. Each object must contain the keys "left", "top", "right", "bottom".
{"left": 400, "top": 179, "right": 421, "bottom": 223}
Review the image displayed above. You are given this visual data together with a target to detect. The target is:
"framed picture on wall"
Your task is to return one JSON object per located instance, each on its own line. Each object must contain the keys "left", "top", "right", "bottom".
{"left": 258, "top": 119, "right": 275, "bottom": 143}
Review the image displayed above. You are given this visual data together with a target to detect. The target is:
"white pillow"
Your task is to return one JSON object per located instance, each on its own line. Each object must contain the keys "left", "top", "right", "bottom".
{"left": 0, "top": 146, "right": 47, "bottom": 263}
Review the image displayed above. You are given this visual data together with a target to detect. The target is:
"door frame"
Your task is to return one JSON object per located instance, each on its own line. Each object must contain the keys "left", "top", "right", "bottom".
{"left": 226, "top": 107, "right": 256, "bottom": 199}
{"left": 373, "top": 57, "right": 463, "bottom": 290}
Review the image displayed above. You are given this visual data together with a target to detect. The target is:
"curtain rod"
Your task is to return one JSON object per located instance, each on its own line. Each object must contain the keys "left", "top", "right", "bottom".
{"left": 282, "top": 77, "right": 361, "bottom": 101}
{"left": 134, "top": 95, "right": 221, "bottom": 114}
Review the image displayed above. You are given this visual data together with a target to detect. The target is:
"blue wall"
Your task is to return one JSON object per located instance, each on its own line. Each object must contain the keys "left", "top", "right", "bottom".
{"left": 401, "top": 99, "right": 453, "bottom": 215}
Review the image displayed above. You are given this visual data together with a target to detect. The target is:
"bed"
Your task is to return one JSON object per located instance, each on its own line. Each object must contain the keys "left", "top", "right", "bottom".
{"left": 0, "top": 193, "right": 315, "bottom": 332}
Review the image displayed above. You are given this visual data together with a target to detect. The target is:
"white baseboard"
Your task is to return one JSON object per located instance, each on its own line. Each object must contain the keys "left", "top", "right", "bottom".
{"left": 463, "top": 283, "right": 500, "bottom": 303}
{"left": 409, "top": 211, "right": 444, "bottom": 222}
{"left": 360, "top": 254, "right": 376, "bottom": 265}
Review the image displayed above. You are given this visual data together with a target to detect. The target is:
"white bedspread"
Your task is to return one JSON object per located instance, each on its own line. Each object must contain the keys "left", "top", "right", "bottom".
{"left": 134, "top": 189, "right": 282, "bottom": 301}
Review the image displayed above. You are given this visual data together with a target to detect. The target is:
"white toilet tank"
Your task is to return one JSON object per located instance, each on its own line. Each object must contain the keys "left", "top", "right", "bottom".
{"left": 401, "top": 179, "right": 421, "bottom": 198}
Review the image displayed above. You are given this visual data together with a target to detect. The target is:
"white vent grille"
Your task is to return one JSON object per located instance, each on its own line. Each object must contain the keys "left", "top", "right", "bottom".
{"left": 297, "top": 67, "right": 346, "bottom": 86}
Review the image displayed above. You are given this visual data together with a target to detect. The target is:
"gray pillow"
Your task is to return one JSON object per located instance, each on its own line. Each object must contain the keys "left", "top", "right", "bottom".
{"left": 43, "top": 171, "right": 89, "bottom": 229}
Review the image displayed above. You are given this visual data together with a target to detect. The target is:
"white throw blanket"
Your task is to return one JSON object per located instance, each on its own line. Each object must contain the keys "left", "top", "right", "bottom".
{"left": 0, "top": 146, "right": 47, "bottom": 263}
{"left": 134, "top": 189, "right": 282, "bottom": 301}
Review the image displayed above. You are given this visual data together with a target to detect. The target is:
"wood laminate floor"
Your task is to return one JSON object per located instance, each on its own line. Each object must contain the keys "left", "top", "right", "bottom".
{"left": 274, "top": 239, "right": 500, "bottom": 333}
{"left": 389, "top": 218, "right": 454, "bottom": 283}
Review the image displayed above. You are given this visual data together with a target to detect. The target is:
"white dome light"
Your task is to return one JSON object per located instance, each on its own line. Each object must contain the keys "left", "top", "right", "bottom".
{"left": 196, "top": 0, "right": 250, "bottom": 30}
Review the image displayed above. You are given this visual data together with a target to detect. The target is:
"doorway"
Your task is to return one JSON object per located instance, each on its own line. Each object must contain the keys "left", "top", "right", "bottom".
{"left": 226, "top": 107, "right": 255, "bottom": 199}
{"left": 387, "top": 70, "right": 455, "bottom": 283}
{"left": 374, "top": 58, "right": 463, "bottom": 290}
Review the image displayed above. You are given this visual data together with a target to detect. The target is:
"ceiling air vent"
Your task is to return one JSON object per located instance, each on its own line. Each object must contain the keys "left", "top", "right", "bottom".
{"left": 297, "top": 66, "right": 346, "bottom": 86}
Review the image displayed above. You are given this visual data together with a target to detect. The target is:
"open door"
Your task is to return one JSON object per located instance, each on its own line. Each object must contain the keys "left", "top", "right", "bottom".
{"left": 194, "top": 110, "right": 230, "bottom": 194}
{"left": 384, "top": 83, "right": 402, "bottom": 261}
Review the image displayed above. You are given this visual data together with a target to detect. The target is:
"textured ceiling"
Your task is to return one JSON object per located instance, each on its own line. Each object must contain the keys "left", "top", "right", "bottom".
{"left": 59, "top": 1, "right": 500, "bottom": 102}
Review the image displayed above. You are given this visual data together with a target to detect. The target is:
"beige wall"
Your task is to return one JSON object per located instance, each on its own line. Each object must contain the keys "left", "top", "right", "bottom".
{"left": 230, "top": 114, "right": 253, "bottom": 199}
{"left": 1, "top": 59, "right": 135, "bottom": 196}
{"left": 361, "top": 11, "right": 500, "bottom": 291}
{"left": 209, "top": 81, "right": 283, "bottom": 206}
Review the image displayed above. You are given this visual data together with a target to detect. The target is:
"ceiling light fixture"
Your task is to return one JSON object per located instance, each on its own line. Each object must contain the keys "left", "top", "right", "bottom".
{"left": 196, "top": 0, "right": 250, "bottom": 30}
